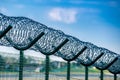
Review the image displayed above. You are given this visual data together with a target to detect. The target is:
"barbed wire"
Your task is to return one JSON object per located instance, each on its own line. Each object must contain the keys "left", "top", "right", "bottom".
{"left": 0, "top": 13, "right": 120, "bottom": 74}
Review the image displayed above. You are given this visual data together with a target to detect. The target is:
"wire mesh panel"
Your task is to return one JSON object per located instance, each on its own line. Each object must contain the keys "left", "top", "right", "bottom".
{"left": 22, "top": 52, "right": 45, "bottom": 80}
{"left": 0, "top": 52, "right": 19, "bottom": 80}
{"left": 47, "top": 56, "right": 66, "bottom": 80}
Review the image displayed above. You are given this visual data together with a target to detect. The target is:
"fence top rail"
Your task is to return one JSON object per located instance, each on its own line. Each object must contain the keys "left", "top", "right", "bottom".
{"left": 0, "top": 13, "right": 120, "bottom": 74}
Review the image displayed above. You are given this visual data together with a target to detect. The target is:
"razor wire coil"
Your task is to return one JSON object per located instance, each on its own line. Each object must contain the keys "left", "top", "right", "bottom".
{"left": 0, "top": 13, "right": 120, "bottom": 74}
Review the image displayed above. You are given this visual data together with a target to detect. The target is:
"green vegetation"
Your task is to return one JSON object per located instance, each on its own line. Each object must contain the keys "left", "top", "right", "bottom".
{"left": 51, "top": 64, "right": 110, "bottom": 74}
{"left": 0, "top": 55, "right": 5, "bottom": 70}
{"left": 0, "top": 53, "right": 110, "bottom": 74}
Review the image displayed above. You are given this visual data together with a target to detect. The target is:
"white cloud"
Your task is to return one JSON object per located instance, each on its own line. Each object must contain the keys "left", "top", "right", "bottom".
{"left": 0, "top": 7, "right": 7, "bottom": 13}
{"left": 48, "top": 8, "right": 77, "bottom": 24}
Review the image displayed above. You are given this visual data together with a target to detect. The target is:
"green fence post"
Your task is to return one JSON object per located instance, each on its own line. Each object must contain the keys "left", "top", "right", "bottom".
{"left": 80, "top": 53, "right": 104, "bottom": 80}
{"left": 100, "top": 70, "right": 103, "bottom": 80}
{"left": 96, "top": 57, "right": 118, "bottom": 80}
{"left": 114, "top": 74, "right": 117, "bottom": 80}
{"left": 85, "top": 66, "right": 88, "bottom": 80}
{"left": 5, "top": 28, "right": 45, "bottom": 80}
{"left": 34, "top": 39, "right": 69, "bottom": 80}
{"left": 67, "top": 61, "right": 70, "bottom": 80}
{"left": 19, "top": 50, "right": 24, "bottom": 80}
{"left": 62, "top": 47, "right": 87, "bottom": 80}
{"left": 45, "top": 55, "right": 50, "bottom": 80}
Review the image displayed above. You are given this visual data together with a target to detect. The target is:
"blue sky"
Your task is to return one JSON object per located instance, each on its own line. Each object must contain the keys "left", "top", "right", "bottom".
{"left": 0, "top": 0, "right": 120, "bottom": 54}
